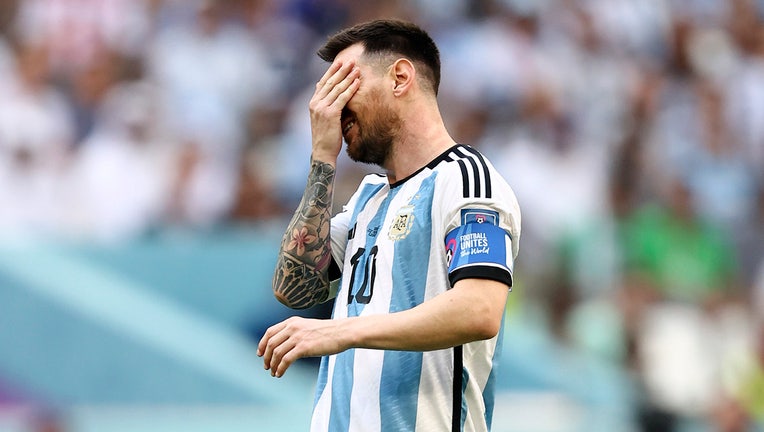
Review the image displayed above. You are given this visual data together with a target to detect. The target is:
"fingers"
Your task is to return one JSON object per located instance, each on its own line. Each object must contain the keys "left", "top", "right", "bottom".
{"left": 257, "top": 317, "right": 343, "bottom": 378}
{"left": 313, "top": 61, "right": 360, "bottom": 107}
{"left": 308, "top": 61, "right": 361, "bottom": 161}
{"left": 315, "top": 61, "right": 343, "bottom": 92}
{"left": 270, "top": 338, "right": 298, "bottom": 378}
{"left": 334, "top": 75, "right": 361, "bottom": 109}
{"left": 257, "top": 318, "right": 301, "bottom": 378}
{"left": 256, "top": 320, "right": 284, "bottom": 357}
{"left": 257, "top": 319, "right": 289, "bottom": 368}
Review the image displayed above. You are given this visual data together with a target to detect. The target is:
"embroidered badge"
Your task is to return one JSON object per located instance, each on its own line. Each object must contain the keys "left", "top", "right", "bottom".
{"left": 388, "top": 205, "right": 415, "bottom": 241}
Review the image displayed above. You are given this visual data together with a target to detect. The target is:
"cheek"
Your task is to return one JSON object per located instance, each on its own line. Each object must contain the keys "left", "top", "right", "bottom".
{"left": 347, "top": 86, "right": 365, "bottom": 108}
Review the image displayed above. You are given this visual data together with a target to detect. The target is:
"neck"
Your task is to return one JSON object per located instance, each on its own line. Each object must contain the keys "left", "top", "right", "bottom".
{"left": 383, "top": 99, "right": 456, "bottom": 183}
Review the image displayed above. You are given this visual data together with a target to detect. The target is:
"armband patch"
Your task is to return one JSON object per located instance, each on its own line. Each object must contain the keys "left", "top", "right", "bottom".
{"left": 461, "top": 208, "right": 499, "bottom": 225}
{"left": 445, "top": 209, "right": 513, "bottom": 277}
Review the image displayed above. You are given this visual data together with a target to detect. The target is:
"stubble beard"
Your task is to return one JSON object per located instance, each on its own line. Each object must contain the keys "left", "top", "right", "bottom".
{"left": 344, "top": 95, "right": 401, "bottom": 167}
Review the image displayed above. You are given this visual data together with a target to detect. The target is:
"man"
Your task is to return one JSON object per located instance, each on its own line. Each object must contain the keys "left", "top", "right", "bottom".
{"left": 257, "top": 19, "right": 521, "bottom": 432}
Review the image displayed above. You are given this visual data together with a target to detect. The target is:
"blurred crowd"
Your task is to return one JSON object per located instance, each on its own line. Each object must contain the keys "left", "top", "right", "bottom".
{"left": 0, "top": 0, "right": 763, "bottom": 430}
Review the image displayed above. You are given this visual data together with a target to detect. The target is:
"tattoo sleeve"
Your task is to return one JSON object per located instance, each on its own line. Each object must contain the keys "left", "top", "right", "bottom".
{"left": 272, "top": 159, "right": 336, "bottom": 309}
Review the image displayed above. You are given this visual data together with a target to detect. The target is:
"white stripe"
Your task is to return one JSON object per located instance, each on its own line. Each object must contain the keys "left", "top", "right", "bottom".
{"left": 462, "top": 339, "right": 498, "bottom": 432}
{"left": 348, "top": 350, "right": 383, "bottom": 432}
{"left": 456, "top": 262, "right": 511, "bottom": 272}
{"left": 416, "top": 173, "right": 456, "bottom": 431}
{"left": 416, "top": 349, "right": 454, "bottom": 431}
{"left": 311, "top": 354, "right": 336, "bottom": 431}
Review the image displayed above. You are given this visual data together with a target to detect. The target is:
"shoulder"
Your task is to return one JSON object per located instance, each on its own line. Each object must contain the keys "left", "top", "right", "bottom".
{"left": 431, "top": 144, "right": 510, "bottom": 200}
{"left": 431, "top": 145, "right": 521, "bottom": 253}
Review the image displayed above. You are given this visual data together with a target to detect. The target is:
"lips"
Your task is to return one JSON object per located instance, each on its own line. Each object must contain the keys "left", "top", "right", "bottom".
{"left": 341, "top": 109, "right": 356, "bottom": 136}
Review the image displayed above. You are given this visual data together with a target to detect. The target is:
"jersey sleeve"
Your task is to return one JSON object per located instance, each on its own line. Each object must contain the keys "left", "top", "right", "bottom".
{"left": 438, "top": 155, "right": 521, "bottom": 289}
{"left": 326, "top": 195, "right": 354, "bottom": 301}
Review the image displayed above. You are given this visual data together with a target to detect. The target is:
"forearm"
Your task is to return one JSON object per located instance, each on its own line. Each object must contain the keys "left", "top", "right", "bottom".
{"left": 344, "top": 279, "right": 508, "bottom": 351}
{"left": 272, "top": 158, "right": 336, "bottom": 309}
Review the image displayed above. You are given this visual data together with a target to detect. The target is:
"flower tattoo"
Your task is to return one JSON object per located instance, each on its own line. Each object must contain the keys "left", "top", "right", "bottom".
{"left": 288, "top": 226, "right": 317, "bottom": 256}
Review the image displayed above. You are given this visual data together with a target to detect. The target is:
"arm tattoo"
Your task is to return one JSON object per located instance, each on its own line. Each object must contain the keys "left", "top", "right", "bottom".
{"left": 272, "top": 159, "right": 335, "bottom": 309}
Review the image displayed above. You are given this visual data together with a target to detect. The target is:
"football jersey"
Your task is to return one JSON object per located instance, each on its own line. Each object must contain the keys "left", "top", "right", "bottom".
{"left": 310, "top": 144, "right": 521, "bottom": 432}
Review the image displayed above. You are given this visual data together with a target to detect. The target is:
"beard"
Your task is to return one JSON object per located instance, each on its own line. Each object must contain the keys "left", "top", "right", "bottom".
{"left": 343, "top": 92, "right": 401, "bottom": 166}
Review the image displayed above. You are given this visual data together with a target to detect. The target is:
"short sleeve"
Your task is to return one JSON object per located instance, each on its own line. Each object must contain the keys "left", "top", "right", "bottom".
{"left": 435, "top": 150, "right": 521, "bottom": 289}
{"left": 445, "top": 210, "right": 515, "bottom": 287}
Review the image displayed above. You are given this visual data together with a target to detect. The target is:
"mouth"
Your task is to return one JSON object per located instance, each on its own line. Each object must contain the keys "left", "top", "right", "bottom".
{"left": 341, "top": 109, "right": 357, "bottom": 137}
{"left": 343, "top": 119, "right": 356, "bottom": 135}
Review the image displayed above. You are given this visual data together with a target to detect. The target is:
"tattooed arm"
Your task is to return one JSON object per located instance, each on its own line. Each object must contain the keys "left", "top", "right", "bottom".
{"left": 272, "top": 59, "right": 360, "bottom": 309}
{"left": 272, "top": 159, "right": 336, "bottom": 309}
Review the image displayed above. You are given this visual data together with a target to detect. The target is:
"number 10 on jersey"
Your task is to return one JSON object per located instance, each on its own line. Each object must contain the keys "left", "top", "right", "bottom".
{"left": 347, "top": 245, "right": 378, "bottom": 305}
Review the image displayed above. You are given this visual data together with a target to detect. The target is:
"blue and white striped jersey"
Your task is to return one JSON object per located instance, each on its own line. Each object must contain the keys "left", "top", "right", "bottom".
{"left": 311, "top": 144, "right": 521, "bottom": 432}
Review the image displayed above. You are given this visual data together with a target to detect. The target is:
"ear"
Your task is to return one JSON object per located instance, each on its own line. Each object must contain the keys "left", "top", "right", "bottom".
{"left": 390, "top": 58, "right": 416, "bottom": 97}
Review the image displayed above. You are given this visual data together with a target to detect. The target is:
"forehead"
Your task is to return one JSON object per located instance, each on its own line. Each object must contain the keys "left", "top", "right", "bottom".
{"left": 335, "top": 43, "right": 367, "bottom": 65}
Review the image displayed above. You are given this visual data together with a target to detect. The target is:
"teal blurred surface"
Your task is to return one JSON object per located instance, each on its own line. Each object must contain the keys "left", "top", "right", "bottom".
{"left": 0, "top": 227, "right": 317, "bottom": 430}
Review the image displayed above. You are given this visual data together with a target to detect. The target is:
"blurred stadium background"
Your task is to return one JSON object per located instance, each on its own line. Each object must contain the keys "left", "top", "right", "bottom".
{"left": 0, "top": 0, "right": 762, "bottom": 431}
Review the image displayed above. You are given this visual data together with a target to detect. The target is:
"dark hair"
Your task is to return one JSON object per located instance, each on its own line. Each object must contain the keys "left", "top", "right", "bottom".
{"left": 317, "top": 19, "right": 441, "bottom": 95}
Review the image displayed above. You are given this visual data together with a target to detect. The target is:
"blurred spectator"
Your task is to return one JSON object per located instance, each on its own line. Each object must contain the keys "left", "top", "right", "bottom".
{"left": 238, "top": 0, "right": 320, "bottom": 97}
{"left": 147, "top": 0, "right": 279, "bottom": 127}
{"left": 14, "top": 0, "right": 152, "bottom": 75}
{"left": 62, "top": 81, "right": 173, "bottom": 242}
{"left": 620, "top": 177, "right": 737, "bottom": 305}
{"left": 163, "top": 103, "right": 242, "bottom": 228}
{"left": 64, "top": 47, "right": 125, "bottom": 143}
{"left": 490, "top": 83, "right": 611, "bottom": 288}
{"left": 0, "top": 40, "right": 73, "bottom": 237}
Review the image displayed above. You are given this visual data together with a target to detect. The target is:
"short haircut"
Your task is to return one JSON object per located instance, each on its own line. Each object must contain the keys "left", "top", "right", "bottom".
{"left": 317, "top": 19, "right": 441, "bottom": 96}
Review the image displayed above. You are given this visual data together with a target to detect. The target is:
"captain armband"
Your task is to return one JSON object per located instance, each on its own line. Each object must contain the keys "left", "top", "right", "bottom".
{"left": 444, "top": 209, "right": 514, "bottom": 288}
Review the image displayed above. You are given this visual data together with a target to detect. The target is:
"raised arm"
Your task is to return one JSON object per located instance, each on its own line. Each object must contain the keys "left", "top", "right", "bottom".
{"left": 272, "top": 60, "right": 360, "bottom": 309}
{"left": 272, "top": 159, "right": 336, "bottom": 309}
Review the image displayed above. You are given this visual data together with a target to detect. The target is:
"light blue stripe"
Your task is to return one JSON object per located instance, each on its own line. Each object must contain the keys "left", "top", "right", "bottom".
{"left": 461, "top": 367, "right": 470, "bottom": 431}
{"left": 346, "top": 182, "right": 387, "bottom": 239}
{"left": 328, "top": 350, "right": 355, "bottom": 432}
{"left": 380, "top": 173, "right": 437, "bottom": 431}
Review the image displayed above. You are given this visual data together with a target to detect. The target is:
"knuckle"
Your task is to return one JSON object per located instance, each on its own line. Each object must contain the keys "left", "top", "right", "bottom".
{"left": 272, "top": 346, "right": 284, "bottom": 359}
{"left": 280, "top": 359, "right": 293, "bottom": 372}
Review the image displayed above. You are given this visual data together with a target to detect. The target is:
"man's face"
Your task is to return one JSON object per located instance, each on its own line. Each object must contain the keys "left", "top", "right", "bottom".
{"left": 336, "top": 45, "right": 402, "bottom": 166}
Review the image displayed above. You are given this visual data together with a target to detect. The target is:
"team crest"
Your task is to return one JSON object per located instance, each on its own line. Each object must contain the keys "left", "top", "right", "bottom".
{"left": 388, "top": 205, "right": 415, "bottom": 241}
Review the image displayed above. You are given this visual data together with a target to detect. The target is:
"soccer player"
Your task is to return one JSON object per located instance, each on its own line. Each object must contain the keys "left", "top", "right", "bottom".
{"left": 257, "top": 19, "right": 521, "bottom": 432}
